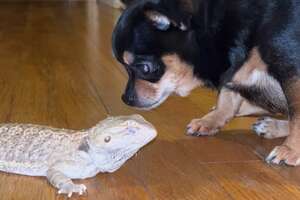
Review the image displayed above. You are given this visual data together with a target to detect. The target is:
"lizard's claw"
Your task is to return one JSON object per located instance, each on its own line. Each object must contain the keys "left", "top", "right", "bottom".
{"left": 58, "top": 183, "right": 87, "bottom": 197}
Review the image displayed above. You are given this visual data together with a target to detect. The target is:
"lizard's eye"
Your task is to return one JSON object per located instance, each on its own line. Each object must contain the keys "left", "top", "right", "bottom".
{"left": 104, "top": 136, "right": 111, "bottom": 143}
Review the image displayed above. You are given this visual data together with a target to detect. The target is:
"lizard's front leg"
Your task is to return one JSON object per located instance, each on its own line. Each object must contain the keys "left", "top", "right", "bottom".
{"left": 47, "top": 168, "right": 87, "bottom": 197}
{"left": 47, "top": 160, "right": 90, "bottom": 197}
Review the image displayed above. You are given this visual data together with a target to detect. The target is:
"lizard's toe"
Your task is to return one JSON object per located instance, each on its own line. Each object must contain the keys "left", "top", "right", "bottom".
{"left": 58, "top": 183, "right": 87, "bottom": 197}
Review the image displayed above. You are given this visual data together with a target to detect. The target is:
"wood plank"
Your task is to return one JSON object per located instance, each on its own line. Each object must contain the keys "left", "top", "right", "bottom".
{"left": 208, "top": 162, "right": 300, "bottom": 200}
{"left": 0, "top": 2, "right": 299, "bottom": 200}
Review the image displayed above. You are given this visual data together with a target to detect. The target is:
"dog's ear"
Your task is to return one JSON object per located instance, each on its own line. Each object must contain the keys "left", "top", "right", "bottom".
{"left": 144, "top": 10, "right": 171, "bottom": 31}
{"left": 144, "top": 10, "right": 191, "bottom": 31}
{"left": 143, "top": 0, "right": 194, "bottom": 31}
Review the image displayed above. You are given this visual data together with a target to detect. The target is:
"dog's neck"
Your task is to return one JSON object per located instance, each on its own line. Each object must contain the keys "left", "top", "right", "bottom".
{"left": 185, "top": 0, "right": 264, "bottom": 88}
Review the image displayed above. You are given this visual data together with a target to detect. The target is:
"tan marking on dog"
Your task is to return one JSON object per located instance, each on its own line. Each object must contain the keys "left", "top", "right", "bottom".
{"left": 135, "top": 79, "right": 158, "bottom": 102}
{"left": 123, "top": 51, "right": 134, "bottom": 65}
{"left": 233, "top": 47, "right": 268, "bottom": 83}
{"left": 161, "top": 54, "right": 203, "bottom": 96}
{"left": 187, "top": 88, "right": 243, "bottom": 135}
{"left": 134, "top": 54, "right": 202, "bottom": 108}
{"left": 266, "top": 80, "right": 300, "bottom": 166}
{"left": 265, "top": 119, "right": 289, "bottom": 138}
{"left": 232, "top": 47, "right": 287, "bottom": 114}
{"left": 287, "top": 79, "right": 300, "bottom": 115}
{"left": 236, "top": 100, "right": 269, "bottom": 117}
{"left": 187, "top": 87, "right": 269, "bottom": 136}
{"left": 285, "top": 80, "right": 300, "bottom": 147}
{"left": 253, "top": 117, "right": 289, "bottom": 139}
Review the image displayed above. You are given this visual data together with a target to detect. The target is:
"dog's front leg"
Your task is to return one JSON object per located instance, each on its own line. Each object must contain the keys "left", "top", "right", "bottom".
{"left": 187, "top": 87, "right": 244, "bottom": 136}
{"left": 266, "top": 79, "right": 300, "bottom": 166}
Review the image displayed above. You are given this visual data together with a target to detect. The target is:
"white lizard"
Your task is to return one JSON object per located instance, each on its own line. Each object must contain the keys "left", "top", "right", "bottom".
{"left": 0, "top": 114, "right": 157, "bottom": 197}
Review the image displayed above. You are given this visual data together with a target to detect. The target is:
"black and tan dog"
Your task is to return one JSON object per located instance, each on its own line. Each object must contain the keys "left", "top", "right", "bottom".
{"left": 120, "top": 0, "right": 136, "bottom": 7}
{"left": 112, "top": 0, "right": 300, "bottom": 166}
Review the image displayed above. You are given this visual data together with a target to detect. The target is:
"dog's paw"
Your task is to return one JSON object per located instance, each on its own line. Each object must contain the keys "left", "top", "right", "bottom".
{"left": 252, "top": 117, "right": 275, "bottom": 138}
{"left": 186, "top": 118, "right": 220, "bottom": 136}
{"left": 252, "top": 117, "right": 289, "bottom": 139}
{"left": 265, "top": 145, "right": 300, "bottom": 166}
{"left": 58, "top": 183, "right": 87, "bottom": 197}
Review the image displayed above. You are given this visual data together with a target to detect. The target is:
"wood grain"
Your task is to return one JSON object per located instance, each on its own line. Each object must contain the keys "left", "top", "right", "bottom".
{"left": 0, "top": 2, "right": 300, "bottom": 200}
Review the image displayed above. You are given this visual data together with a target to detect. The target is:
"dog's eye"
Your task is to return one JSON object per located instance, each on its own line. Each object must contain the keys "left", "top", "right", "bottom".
{"left": 142, "top": 64, "right": 150, "bottom": 74}
{"left": 135, "top": 63, "right": 151, "bottom": 74}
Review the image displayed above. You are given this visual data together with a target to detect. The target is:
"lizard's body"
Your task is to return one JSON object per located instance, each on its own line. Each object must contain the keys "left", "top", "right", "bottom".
{"left": 0, "top": 123, "right": 86, "bottom": 176}
{"left": 0, "top": 115, "right": 157, "bottom": 197}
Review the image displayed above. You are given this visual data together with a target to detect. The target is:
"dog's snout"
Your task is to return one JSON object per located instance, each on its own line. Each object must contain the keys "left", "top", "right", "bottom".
{"left": 122, "top": 93, "right": 136, "bottom": 106}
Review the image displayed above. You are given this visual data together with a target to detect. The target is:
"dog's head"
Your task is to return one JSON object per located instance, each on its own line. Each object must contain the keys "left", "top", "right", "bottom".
{"left": 112, "top": 0, "right": 220, "bottom": 110}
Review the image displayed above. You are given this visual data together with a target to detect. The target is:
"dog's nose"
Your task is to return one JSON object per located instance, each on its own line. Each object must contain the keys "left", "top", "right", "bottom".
{"left": 122, "top": 94, "right": 136, "bottom": 106}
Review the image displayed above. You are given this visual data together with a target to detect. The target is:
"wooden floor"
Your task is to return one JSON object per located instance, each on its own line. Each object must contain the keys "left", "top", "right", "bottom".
{"left": 1, "top": 2, "right": 300, "bottom": 200}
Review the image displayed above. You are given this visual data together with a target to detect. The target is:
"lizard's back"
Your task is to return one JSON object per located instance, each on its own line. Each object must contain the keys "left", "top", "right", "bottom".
{"left": 0, "top": 123, "right": 87, "bottom": 176}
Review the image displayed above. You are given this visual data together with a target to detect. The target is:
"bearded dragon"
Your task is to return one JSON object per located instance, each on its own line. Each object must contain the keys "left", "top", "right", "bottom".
{"left": 0, "top": 114, "right": 157, "bottom": 197}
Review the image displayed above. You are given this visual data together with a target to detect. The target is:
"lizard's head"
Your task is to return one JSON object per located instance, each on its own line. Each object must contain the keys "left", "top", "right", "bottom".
{"left": 87, "top": 114, "right": 157, "bottom": 172}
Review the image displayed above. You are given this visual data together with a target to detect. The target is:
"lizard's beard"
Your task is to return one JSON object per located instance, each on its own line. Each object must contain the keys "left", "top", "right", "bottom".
{"left": 106, "top": 148, "right": 139, "bottom": 172}
{"left": 87, "top": 143, "right": 140, "bottom": 173}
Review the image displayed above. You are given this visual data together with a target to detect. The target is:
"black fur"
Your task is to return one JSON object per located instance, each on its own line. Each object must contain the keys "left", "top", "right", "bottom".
{"left": 225, "top": 83, "right": 288, "bottom": 115}
{"left": 120, "top": 0, "right": 136, "bottom": 6}
{"left": 112, "top": 0, "right": 300, "bottom": 115}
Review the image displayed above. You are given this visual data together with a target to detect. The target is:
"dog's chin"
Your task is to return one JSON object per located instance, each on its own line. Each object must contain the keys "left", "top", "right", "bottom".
{"left": 133, "top": 92, "right": 171, "bottom": 111}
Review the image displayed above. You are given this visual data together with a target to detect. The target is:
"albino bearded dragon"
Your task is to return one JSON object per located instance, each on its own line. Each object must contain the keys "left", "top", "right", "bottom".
{"left": 0, "top": 114, "right": 157, "bottom": 197}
